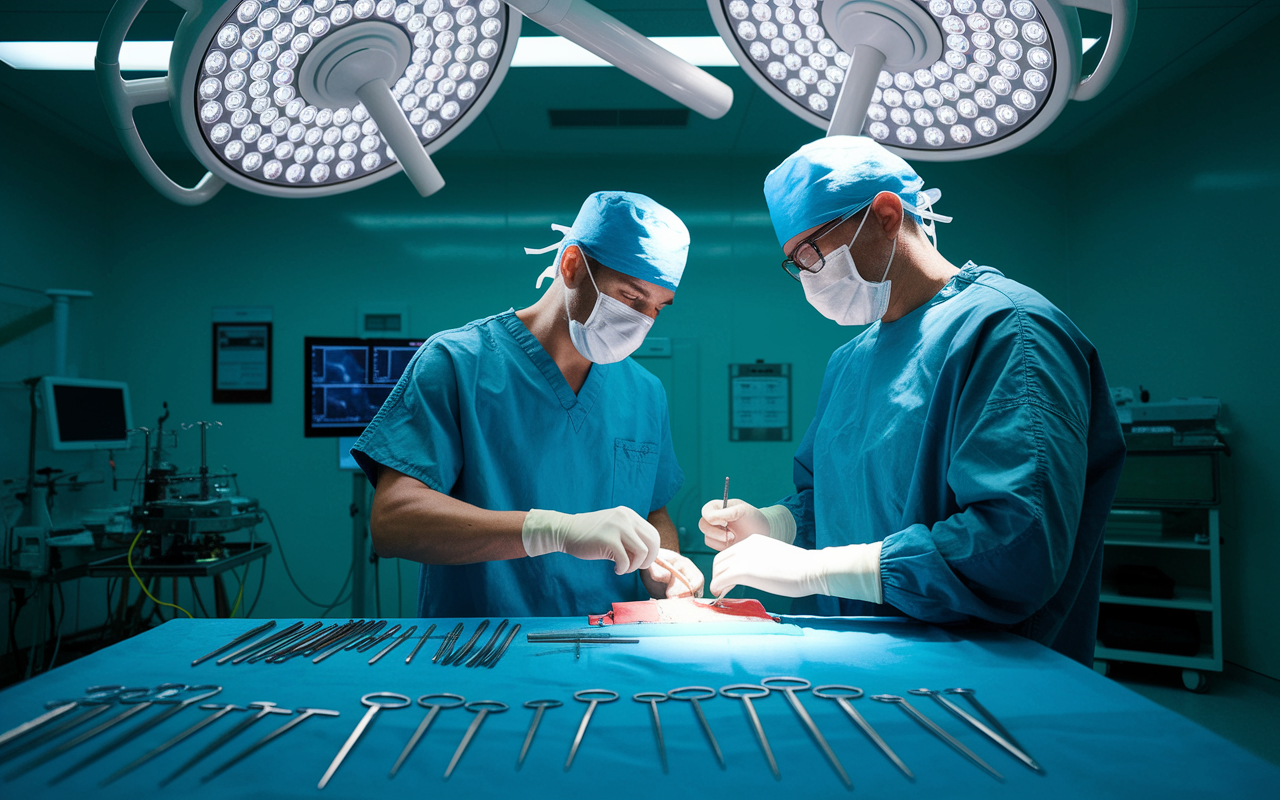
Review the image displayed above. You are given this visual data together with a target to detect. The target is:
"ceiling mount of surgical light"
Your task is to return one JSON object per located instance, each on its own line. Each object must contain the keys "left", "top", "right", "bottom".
{"left": 707, "top": 0, "right": 1135, "bottom": 159}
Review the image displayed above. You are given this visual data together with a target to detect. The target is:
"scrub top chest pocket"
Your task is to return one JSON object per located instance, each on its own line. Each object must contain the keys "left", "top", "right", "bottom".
{"left": 612, "top": 438, "right": 660, "bottom": 512}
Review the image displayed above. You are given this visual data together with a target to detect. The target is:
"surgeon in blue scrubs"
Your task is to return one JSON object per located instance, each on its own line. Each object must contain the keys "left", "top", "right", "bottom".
{"left": 354, "top": 191, "right": 704, "bottom": 617}
{"left": 704, "top": 138, "right": 1125, "bottom": 665}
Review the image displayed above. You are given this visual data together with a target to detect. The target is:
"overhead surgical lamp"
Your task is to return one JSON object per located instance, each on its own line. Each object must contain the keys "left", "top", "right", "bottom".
{"left": 98, "top": 0, "right": 735, "bottom": 206}
{"left": 707, "top": 0, "right": 1135, "bottom": 159}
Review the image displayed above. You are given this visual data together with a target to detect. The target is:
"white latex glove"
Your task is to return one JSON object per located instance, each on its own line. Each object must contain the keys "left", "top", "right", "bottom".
{"left": 644, "top": 548, "right": 705, "bottom": 599}
{"left": 710, "top": 535, "right": 883, "bottom": 602}
{"left": 522, "top": 507, "right": 660, "bottom": 575}
{"left": 698, "top": 499, "right": 796, "bottom": 551}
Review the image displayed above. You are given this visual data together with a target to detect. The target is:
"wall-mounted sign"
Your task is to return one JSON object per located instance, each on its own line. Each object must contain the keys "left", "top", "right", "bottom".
{"left": 730, "top": 362, "right": 791, "bottom": 441}
{"left": 213, "top": 307, "right": 273, "bottom": 404}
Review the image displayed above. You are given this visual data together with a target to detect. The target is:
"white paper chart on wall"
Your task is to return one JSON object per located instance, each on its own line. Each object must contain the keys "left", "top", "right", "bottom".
{"left": 730, "top": 363, "right": 791, "bottom": 441}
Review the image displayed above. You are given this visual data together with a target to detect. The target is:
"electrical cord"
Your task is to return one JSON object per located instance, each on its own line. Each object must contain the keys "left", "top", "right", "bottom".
{"left": 127, "top": 529, "right": 192, "bottom": 619}
{"left": 319, "top": 563, "right": 355, "bottom": 619}
{"left": 228, "top": 566, "right": 246, "bottom": 619}
{"left": 246, "top": 555, "right": 267, "bottom": 618}
{"left": 188, "top": 577, "right": 212, "bottom": 618}
{"left": 47, "top": 583, "right": 65, "bottom": 672}
{"left": 262, "top": 509, "right": 353, "bottom": 610}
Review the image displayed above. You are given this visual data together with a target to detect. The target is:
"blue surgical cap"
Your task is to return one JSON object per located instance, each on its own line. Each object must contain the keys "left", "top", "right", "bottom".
{"left": 764, "top": 136, "right": 940, "bottom": 249}
{"left": 556, "top": 191, "right": 689, "bottom": 292}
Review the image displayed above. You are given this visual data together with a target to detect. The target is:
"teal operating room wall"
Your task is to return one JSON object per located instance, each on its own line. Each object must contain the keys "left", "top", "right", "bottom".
{"left": 64, "top": 144, "right": 1071, "bottom": 628}
{"left": 1064, "top": 16, "right": 1280, "bottom": 681}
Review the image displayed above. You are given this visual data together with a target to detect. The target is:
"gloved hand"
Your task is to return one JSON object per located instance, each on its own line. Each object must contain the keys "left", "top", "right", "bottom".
{"left": 710, "top": 536, "right": 883, "bottom": 602}
{"left": 643, "top": 548, "right": 705, "bottom": 599}
{"left": 522, "top": 507, "right": 660, "bottom": 575}
{"left": 698, "top": 499, "right": 797, "bottom": 551}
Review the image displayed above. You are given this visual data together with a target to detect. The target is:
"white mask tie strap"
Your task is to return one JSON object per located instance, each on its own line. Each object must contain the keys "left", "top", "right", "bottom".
{"left": 526, "top": 223, "right": 574, "bottom": 288}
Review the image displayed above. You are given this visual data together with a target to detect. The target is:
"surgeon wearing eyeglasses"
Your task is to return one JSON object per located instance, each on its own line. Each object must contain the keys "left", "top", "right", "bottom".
{"left": 353, "top": 191, "right": 703, "bottom": 617}
{"left": 702, "top": 137, "right": 1125, "bottom": 665}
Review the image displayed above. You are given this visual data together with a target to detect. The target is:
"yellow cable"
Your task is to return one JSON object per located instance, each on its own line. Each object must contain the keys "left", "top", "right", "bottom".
{"left": 229, "top": 567, "right": 245, "bottom": 619}
{"left": 128, "top": 529, "right": 193, "bottom": 619}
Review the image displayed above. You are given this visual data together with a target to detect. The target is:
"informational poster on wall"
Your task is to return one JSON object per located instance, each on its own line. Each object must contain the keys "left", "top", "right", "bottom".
{"left": 729, "top": 362, "right": 791, "bottom": 441}
{"left": 212, "top": 307, "right": 273, "bottom": 404}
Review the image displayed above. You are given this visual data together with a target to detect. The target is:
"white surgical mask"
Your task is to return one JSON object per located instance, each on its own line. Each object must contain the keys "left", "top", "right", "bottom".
{"left": 565, "top": 258, "right": 653, "bottom": 363}
{"left": 800, "top": 210, "right": 896, "bottom": 326}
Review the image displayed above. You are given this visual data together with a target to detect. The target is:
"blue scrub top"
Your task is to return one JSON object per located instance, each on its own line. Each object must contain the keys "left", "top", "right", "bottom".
{"left": 780, "top": 264, "right": 1125, "bottom": 665}
{"left": 352, "top": 310, "right": 684, "bottom": 617}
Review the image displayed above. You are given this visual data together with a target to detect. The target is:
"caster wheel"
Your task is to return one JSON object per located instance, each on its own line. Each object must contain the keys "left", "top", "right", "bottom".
{"left": 1182, "top": 669, "right": 1208, "bottom": 693}
{"left": 1093, "top": 659, "right": 1111, "bottom": 677}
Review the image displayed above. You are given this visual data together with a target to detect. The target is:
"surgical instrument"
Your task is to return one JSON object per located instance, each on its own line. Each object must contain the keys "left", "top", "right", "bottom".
{"left": 52, "top": 685, "right": 224, "bottom": 784}
{"left": 713, "top": 476, "right": 731, "bottom": 605}
{"left": 100, "top": 703, "right": 247, "bottom": 787}
{"left": 516, "top": 699, "right": 561, "bottom": 770}
{"left": 370, "top": 626, "right": 417, "bottom": 665}
{"left": 721, "top": 684, "right": 778, "bottom": 779}
{"left": 445, "top": 619, "right": 489, "bottom": 666}
{"left": 668, "top": 686, "right": 725, "bottom": 769}
{"left": 313, "top": 621, "right": 385, "bottom": 664}
{"left": 160, "top": 701, "right": 292, "bottom": 786}
{"left": 944, "top": 687, "right": 1039, "bottom": 768}
{"left": 192, "top": 621, "right": 275, "bottom": 666}
{"left": 527, "top": 630, "right": 621, "bottom": 641}
{"left": 911, "top": 689, "right": 1041, "bottom": 772}
{"left": 243, "top": 622, "right": 328, "bottom": 663}
{"left": 405, "top": 623, "right": 437, "bottom": 665}
{"left": 486, "top": 624, "right": 521, "bottom": 668}
{"left": 434, "top": 623, "right": 465, "bottom": 663}
{"left": 318, "top": 692, "right": 410, "bottom": 789}
{"left": 633, "top": 692, "right": 669, "bottom": 773}
{"left": 814, "top": 684, "right": 913, "bottom": 781}
{"left": 389, "top": 693, "right": 465, "bottom": 778}
{"left": 528, "top": 636, "right": 639, "bottom": 644}
{"left": 201, "top": 707, "right": 339, "bottom": 783}
{"left": 651, "top": 557, "right": 699, "bottom": 597}
{"left": 0, "top": 685, "right": 123, "bottom": 750}
{"left": 4, "top": 685, "right": 173, "bottom": 774}
{"left": 762, "top": 676, "right": 852, "bottom": 790}
{"left": 444, "top": 701, "right": 508, "bottom": 779}
{"left": 565, "top": 689, "right": 618, "bottom": 771}
{"left": 356, "top": 623, "right": 401, "bottom": 653}
{"left": 871, "top": 694, "right": 1004, "bottom": 782}
{"left": 263, "top": 621, "right": 351, "bottom": 663}
{"left": 216, "top": 621, "right": 307, "bottom": 665}
{"left": 465, "top": 620, "right": 509, "bottom": 667}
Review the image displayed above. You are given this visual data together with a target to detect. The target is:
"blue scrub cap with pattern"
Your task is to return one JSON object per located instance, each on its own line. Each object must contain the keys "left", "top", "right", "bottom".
{"left": 528, "top": 191, "right": 689, "bottom": 292}
{"left": 763, "top": 136, "right": 949, "bottom": 249}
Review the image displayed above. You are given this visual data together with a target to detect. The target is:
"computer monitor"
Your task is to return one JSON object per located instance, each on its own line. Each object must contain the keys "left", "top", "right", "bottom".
{"left": 39, "top": 377, "right": 133, "bottom": 451}
{"left": 304, "top": 337, "right": 425, "bottom": 438}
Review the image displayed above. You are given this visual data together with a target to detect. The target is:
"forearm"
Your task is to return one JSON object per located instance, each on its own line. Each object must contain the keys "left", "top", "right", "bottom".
{"left": 370, "top": 467, "right": 527, "bottom": 565}
{"left": 649, "top": 507, "right": 679, "bottom": 552}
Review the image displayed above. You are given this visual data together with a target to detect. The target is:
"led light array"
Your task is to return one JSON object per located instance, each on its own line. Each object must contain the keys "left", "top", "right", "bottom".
{"left": 196, "top": 0, "right": 508, "bottom": 187}
{"left": 723, "top": 0, "right": 1055, "bottom": 149}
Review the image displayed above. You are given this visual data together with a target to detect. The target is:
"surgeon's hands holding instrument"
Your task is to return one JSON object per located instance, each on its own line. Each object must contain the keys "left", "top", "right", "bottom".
{"left": 644, "top": 548, "right": 705, "bottom": 598}
{"left": 699, "top": 499, "right": 798, "bottom": 551}
{"left": 523, "top": 507, "right": 661, "bottom": 575}
{"left": 709, "top": 536, "right": 884, "bottom": 603}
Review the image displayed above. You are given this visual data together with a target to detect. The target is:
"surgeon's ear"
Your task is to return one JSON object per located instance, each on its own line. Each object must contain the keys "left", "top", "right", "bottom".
{"left": 869, "top": 191, "right": 904, "bottom": 240}
{"left": 560, "top": 245, "right": 586, "bottom": 288}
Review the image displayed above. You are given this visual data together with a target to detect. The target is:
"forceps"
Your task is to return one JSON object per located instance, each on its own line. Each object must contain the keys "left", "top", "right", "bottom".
{"left": 720, "top": 684, "right": 777, "bottom": 779}
{"left": 912, "top": 689, "right": 1041, "bottom": 772}
{"left": 761, "top": 676, "right": 852, "bottom": 790}
{"left": 318, "top": 692, "right": 410, "bottom": 789}
{"left": 445, "top": 620, "right": 489, "bottom": 665}
{"left": 404, "top": 624, "right": 437, "bottom": 665}
{"left": 53, "top": 685, "right": 224, "bottom": 784}
{"left": 565, "top": 689, "right": 618, "bottom": 771}
{"left": 444, "top": 701, "right": 508, "bottom": 779}
{"left": 813, "top": 684, "right": 914, "bottom": 781}
{"left": 944, "top": 688, "right": 1041, "bottom": 770}
{"left": 100, "top": 703, "right": 247, "bottom": 786}
{"left": 0, "top": 685, "right": 124, "bottom": 750}
{"left": 202, "top": 707, "right": 339, "bottom": 783}
{"left": 871, "top": 694, "right": 1004, "bottom": 782}
{"left": 668, "top": 686, "right": 725, "bottom": 769}
{"left": 369, "top": 626, "right": 417, "bottom": 665}
{"left": 433, "top": 623, "right": 465, "bottom": 663}
{"left": 191, "top": 621, "right": 276, "bottom": 666}
{"left": 465, "top": 620, "right": 509, "bottom": 667}
{"left": 160, "top": 701, "right": 292, "bottom": 786}
{"left": 633, "top": 693, "right": 669, "bottom": 773}
{"left": 517, "top": 700, "right": 562, "bottom": 769}
{"left": 389, "top": 693, "right": 465, "bottom": 778}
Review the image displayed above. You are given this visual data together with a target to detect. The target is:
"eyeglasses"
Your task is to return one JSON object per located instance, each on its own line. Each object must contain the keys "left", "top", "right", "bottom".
{"left": 780, "top": 210, "right": 860, "bottom": 282}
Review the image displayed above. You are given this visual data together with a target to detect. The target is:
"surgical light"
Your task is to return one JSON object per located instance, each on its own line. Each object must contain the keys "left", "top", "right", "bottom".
{"left": 707, "top": 0, "right": 1135, "bottom": 159}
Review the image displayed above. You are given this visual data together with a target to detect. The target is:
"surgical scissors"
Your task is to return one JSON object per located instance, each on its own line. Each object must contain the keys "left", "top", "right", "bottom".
{"left": 911, "top": 688, "right": 1041, "bottom": 772}
{"left": 762, "top": 676, "right": 851, "bottom": 790}
{"left": 444, "top": 701, "right": 508, "bottom": 779}
{"left": 565, "top": 689, "right": 618, "bottom": 771}
{"left": 0, "top": 685, "right": 124, "bottom": 750}
{"left": 871, "top": 694, "right": 1004, "bottom": 782}
{"left": 720, "top": 684, "right": 777, "bottom": 779}
{"left": 160, "top": 701, "right": 292, "bottom": 786}
{"left": 390, "top": 693, "right": 465, "bottom": 778}
{"left": 633, "top": 692, "right": 669, "bottom": 773}
{"left": 100, "top": 702, "right": 247, "bottom": 786}
{"left": 668, "top": 686, "right": 725, "bottom": 769}
{"left": 517, "top": 699, "right": 562, "bottom": 769}
{"left": 52, "top": 685, "right": 223, "bottom": 784}
{"left": 318, "top": 692, "right": 410, "bottom": 789}
{"left": 813, "top": 684, "right": 913, "bottom": 781}
{"left": 202, "top": 707, "right": 339, "bottom": 783}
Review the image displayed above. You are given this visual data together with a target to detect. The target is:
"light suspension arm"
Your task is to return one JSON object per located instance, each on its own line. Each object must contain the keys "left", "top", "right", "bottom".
{"left": 355, "top": 78, "right": 445, "bottom": 197}
{"left": 1064, "top": 0, "right": 1136, "bottom": 101}
{"left": 826, "top": 44, "right": 886, "bottom": 137}
{"left": 506, "top": 0, "right": 734, "bottom": 119}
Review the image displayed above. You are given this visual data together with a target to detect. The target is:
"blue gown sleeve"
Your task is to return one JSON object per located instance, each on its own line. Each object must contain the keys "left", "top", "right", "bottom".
{"left": 351, "top": 341, "right": 464, "bottom": 493}
{"left": 879, "top": 312, "right": 1092, "bottom": 626}
{"left": 649, "top": 391, "right": 685, "bottom": 513}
